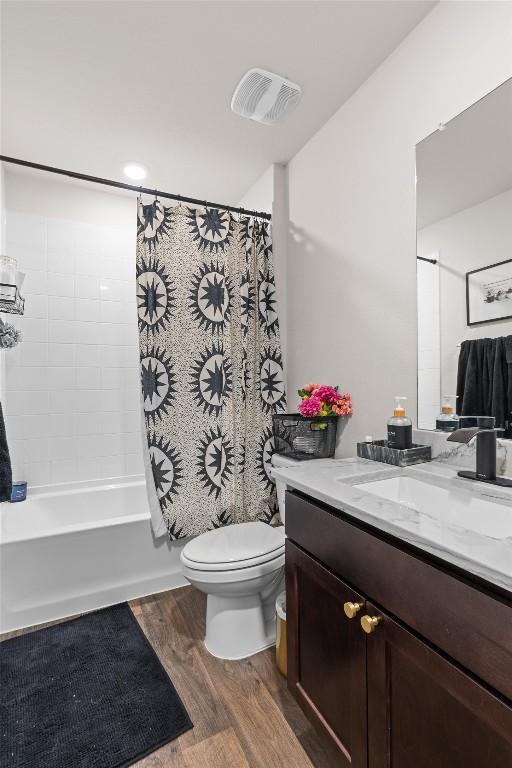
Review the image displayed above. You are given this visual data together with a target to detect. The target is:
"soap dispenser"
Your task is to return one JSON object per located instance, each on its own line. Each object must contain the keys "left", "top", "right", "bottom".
{"left": 436, "top": 396, "right": 459, "bottom": 432}
{"left": 387, "top": 397, "right": 412, "bottom": 450}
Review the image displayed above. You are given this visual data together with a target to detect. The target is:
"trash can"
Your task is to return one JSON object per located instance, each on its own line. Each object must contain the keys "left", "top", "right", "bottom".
{"left": 276, "top": 591, "right": 287, "bottom": 677}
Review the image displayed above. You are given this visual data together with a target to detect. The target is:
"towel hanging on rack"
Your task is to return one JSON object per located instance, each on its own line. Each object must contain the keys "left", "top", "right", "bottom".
{"left": 0, "top": 400, "right": 12, "bottom": 502}
{"left": 456, "top": 337, "right": 511, "bottom": 432}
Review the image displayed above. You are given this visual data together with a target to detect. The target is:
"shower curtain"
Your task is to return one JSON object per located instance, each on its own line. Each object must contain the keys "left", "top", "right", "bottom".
{"left": 136, "top": 200, "right": 285, "bottom": 539}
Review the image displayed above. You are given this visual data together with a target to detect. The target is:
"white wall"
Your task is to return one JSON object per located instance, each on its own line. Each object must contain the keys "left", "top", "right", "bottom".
{"left": 418, "top": 187, "right": 512, "bottom": 402}
{"left": 285, "top": 1, "right": 512, "bottom": 452}
{"left": 2, "top": 170, "right": 143, "bottom": 486}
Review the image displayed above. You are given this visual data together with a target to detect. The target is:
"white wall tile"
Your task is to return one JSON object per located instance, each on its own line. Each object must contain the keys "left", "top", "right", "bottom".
{"left": 74, "top": 412, "right": 103, "bottom": 435}
{"left": 47, "top": 219, "right": 77, "bottom": 254}
{"left": 75, "top": 344, "right": 101, "bottom": 367}
{"left": 76, "top": 253, "right": 103, "bottom": 277}
{"left": 100, "top": 301, "right": 123, "bottom": 324}
{"left": 50, "top": 459, "right": 78, "bottom": 483}
{"left": 75, "top": 298, "right": 100, "bottom": 322}
{"left": 47, "top": 367, "right": 76, "bottom": 390}
{"left": 101, "top": 367, "right": 124, "bottom": 389}
{"left": 19, "top": 461, "right": 51, "bottom": 486}
{"left": 23, "top": 270, "right": 48, "bottom": 296}
{"left": 74, "top": 321, "right": 100, "bottom": 345}
{"left": 101, "top": 255, "right": 122, "bottom": 280}
{"left": 98, "top": 454, "right": 125, "bottom": 479}
{"left": 125, "top": 451, "right": 144, "bottom": 475}
{"left": 16, "top": 317, "right": 48, "bottom": 343}
{"left": 100, "top": 345, "right": 138, "bottom": 367}
{"left": 76, "top": 457, "right": 100, "bottom": 481}
{"left": 99, "top": 278, "right": 122, "bottom": 301}
{"left": 6, "top": 366, "right": 49, "bottom": 391}
{"left": 121, "top": 410, "right": 140, "bottom": 433}
{"left": 8, "top": 241, "right": 47, "bottom": 272}
{"left": 5, "top": 204, "right": 142, "bottom": 489}
{"left": 48, "top": 343, "right": 75, "bottom": 366}
{"left": 49, "top": 389, "right": 75, "bottom": 414}
{"left": 24, "top": 294, "right": 48, "bottom": 319}
{"left": 48, "top": 414, "right": 75, "bottom": 437}
{"left": 47, "top": 250, "right": 76, "bottom": 274}
{"left": 99, "top": 412, "right": 124, "bottom": 434}
{"left": 20, "top": 342, "right": 49, "bottom": 366}
{"left": 76, "top": 275, "right": 100, "bottom": 299}
{"left": 8, "top": 391, "right": 50, "bottom": 415}
{"left": 76, "top": 367, "right": 101, "bottom": 389}
{"left": 48, "top": 436, "right": 77, "bottom": 461}
{"left": 101, "top": 389, "right": 121, "bottom": 412}
{"left": 47, "top": 272, "right": 75, "bottom": 297}
{"left": 49, "top": 319, "right": 75, "bottom": 344}
{"left": 76, "top": 435, "right": 100, "bottom": 460}
{"left": 48, "top": 295, "right": 75, "bottom": 321}
{"left": 75, "top": 389, "right": 102, "bottom": 413}
{"left": 98, "top": 323, "right": 124, "bottom": 346}
{"left": 7, "top": 212, "right": 46, "bottom": 249}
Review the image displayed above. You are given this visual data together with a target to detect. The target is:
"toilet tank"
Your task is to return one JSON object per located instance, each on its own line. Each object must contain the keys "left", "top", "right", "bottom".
{"left": 271, "top": 454, "right": 299, "bottom": 525}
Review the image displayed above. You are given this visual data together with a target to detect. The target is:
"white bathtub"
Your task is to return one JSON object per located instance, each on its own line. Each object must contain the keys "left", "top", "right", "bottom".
{"left": 0, "top": 477, "right": 188, "bottom": 633}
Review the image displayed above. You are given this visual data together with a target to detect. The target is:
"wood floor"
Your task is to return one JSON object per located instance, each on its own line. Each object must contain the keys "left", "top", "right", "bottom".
{"left": 2, "top": 586, "right": 336, "bottom": 768}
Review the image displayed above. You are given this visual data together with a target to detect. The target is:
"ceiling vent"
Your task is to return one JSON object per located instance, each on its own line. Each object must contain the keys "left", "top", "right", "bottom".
{"left": 231, "top": 68, "right": 301, "bottom": 125}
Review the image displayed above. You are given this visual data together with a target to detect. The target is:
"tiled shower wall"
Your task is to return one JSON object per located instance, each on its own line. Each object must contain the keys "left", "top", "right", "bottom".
{"left": 2, "top": 176, "right": 143, "bottom": 486}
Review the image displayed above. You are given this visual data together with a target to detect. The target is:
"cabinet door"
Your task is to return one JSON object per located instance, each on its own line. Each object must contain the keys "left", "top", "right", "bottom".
{"left": 286, "top": 540, "right": 367, "bottom": 768}
{"left": 365, "top": 601, "right": 512, "bottom": 768}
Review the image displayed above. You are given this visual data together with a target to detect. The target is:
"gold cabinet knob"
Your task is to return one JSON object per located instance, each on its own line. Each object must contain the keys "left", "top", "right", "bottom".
{"left": 343, "top": 601, "right": 363, "bottom": 619}
{"left": 361, "top": 615, "right": 381, "bottom": 634}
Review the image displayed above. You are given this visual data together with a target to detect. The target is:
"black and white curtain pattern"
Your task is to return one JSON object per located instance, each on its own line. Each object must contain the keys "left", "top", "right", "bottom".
{"left": 136, "top": 200, "right": 286, "bottom": 539}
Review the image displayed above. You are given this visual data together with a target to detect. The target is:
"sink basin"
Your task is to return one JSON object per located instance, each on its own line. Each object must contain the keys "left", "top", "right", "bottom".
{"left": 354, "top": 475, "right": 512, "bottom": 539}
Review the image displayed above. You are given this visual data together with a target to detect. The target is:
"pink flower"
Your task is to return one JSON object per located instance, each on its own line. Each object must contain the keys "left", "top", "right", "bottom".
{"left": 303, "top": 383, "right": 321, "bottom": 394}
{"left": 299, "top": 396, "right": 322, "bottom": 417}
{"left": 312, "top": 385, "right": 340, "bottom": 405}
{"left": 332, "top": 393, "right": 353, "bottom": 416}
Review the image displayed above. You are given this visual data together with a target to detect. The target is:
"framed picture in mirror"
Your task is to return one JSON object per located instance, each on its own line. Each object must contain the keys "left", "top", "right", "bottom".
{"left": 466, "top": 259, "right": 512, "bottom": 326}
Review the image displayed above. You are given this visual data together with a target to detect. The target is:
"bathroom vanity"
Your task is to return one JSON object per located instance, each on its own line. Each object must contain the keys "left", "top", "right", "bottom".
{"left": 274, "top": 459, "right": 512, "bottom": 768}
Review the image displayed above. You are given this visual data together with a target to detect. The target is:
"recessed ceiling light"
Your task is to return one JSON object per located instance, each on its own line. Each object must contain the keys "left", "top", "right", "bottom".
{"left": 123, "top": 163, "right": 147, "bottom": 181}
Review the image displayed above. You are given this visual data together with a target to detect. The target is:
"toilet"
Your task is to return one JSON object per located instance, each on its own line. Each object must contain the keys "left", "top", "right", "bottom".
{"left": 180, "top": 454, "right": 297, "bottom": 660}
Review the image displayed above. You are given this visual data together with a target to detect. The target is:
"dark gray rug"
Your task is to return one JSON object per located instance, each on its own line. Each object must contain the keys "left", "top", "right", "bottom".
{"left": 0, "top": 603, "right": 192, "bottom": 767}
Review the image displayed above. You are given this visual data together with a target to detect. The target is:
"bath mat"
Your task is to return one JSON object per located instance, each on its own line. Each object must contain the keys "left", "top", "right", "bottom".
{"left": 0, "top": 603, "right": 192, "bottom": 768}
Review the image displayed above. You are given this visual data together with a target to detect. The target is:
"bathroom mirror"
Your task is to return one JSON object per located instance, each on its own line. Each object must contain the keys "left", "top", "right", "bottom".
{"left": 416, "top": 77, "right": 512, "bottom": 434}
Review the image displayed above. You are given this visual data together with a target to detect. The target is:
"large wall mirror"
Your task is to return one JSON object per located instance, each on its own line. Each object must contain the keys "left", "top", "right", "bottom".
{"left": 416, "top": 78, "right": 512, "bottom": 435}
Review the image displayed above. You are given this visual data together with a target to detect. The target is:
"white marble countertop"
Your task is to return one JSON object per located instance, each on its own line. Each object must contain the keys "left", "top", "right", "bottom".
{"left": 272, "top": 457, "right": 512, "bottom": 594}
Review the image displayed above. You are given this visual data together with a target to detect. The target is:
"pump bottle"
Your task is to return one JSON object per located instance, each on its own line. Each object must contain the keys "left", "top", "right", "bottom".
{"left": 387, "top": 397, "right": 412, "bottom": 450}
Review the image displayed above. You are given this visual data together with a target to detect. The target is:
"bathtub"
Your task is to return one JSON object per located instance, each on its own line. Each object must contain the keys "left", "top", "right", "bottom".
{"left": 0, "top": 477, "right": 188, "bottom": 633}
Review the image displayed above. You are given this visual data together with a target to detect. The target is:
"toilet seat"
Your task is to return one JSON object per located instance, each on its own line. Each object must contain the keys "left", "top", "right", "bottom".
{"left": 181, "top": 521, "right": 285, "bottom": 572}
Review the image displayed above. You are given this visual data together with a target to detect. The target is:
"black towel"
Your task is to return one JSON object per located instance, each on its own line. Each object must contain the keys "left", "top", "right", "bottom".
{"left": 0, "top": 399, "right": 12, "bottom": 502}
{"left": 456, "top": 337, "right": 509, "bottom": 429}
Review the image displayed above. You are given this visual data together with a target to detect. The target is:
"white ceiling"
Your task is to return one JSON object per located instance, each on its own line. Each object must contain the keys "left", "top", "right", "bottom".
{"left": 417, "top": 77, "right": 512, "bottom": 229}
{"left": 1, "top": 0, "right": 435, "bottom": 206}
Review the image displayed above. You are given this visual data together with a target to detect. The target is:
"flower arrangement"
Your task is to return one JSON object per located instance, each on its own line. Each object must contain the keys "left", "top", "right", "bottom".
{"left": 0, "top": 318, "right": 22, "bottom": 349}
{"left": 298, "top": 383, "right": 352, "bottom": 418}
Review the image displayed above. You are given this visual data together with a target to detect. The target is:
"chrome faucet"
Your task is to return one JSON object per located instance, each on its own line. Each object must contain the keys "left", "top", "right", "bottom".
{"left": 447, "top": 425, "right": 512, "bottom": 487}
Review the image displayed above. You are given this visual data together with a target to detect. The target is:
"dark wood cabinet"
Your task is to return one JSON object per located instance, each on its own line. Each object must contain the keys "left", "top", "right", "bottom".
{"left": 286, "top": 541, "right": 367, "bottom": 768}
{"left": 366, "top": 601, "right": 512, "bottom": 768}
{"left": 285, "top": 491, "right": 512, "bottom": 768}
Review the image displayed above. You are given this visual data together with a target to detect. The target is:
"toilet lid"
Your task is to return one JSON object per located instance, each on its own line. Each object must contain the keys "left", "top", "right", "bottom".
{"left": 182, "top": 521, "right": 285, "bottom": 569}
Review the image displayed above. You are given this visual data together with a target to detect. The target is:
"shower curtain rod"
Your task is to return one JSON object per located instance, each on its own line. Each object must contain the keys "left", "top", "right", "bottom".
{"left": 417, "top": 256, "right": 438, "bottom": 265}
{"left": 0, "top": 155, "right": 272, "bottom": 221}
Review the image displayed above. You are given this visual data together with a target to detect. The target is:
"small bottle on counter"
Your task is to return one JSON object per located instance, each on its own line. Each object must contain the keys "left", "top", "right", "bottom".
{"left": 436, "top": 396, "right": 459, "bottom": 432}
{"left": 387, "top": 397, "right": 412, "bottom": 450}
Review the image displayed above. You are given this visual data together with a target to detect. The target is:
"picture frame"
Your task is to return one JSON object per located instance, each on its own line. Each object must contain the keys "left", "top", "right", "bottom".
{"left": 466, "top": 259, "right": 512, "bottom": 326}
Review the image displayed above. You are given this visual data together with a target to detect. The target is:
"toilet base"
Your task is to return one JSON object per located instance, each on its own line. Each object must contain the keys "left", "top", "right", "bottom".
{"left": 203, "top": 571, "right": 284, "bottom": 660}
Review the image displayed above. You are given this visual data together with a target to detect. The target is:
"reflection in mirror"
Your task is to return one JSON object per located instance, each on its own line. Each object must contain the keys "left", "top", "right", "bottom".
{"left": 416, "top": 78, "right": 512, "bottom": 435}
